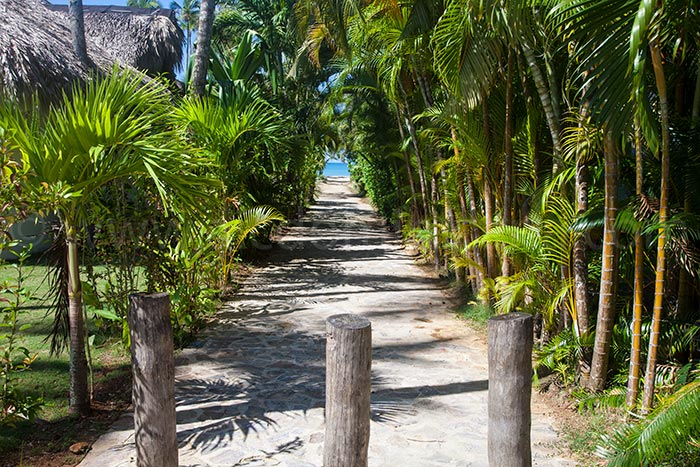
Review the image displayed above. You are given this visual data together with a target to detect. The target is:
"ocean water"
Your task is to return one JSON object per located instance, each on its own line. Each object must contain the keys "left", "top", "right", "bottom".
{"left": 323, "top": 161, "right": 350, "bottom": 177}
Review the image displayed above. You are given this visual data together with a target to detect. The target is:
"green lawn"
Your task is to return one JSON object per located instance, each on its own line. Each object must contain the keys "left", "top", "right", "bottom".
{"left": 0, "top": 260, "right": 131, "bottom": 456}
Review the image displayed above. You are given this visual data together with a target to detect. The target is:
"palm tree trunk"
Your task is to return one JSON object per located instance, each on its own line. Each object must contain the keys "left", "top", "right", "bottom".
{"left": 573, "top": 98, "right": 591, "bottom": 384}
{"left": 627, "top": 121, "right": 645, "bottom": 408}
{"left": 451, "top": 125, "right": 483, "bottom": 292}
{"left": 502, "top": 49, "right": 515, "bottom": 277}
{"left": 521, "top": 44, "right": 563, "bottom": 171}
{"left": 466, "top": 168, "right": 486, "bottom": 291}
{"left": 587, "top": 131, "right": 620, "bottom": 392}
{"left": 677, "top": 66, "right": 700, "bottom": 316}
{"left": 191, "top": 0, "right": 215, "bottom": 96}
{"left": 574, "top": 147, "right": 591, "bottom": 386}
{"left": 186, "top": 29, "right": 191, "bottom": 62}
{"left": 430, "top": 171, "right": 442, "bottom": 272}
{"left": 404, "top": 107, "right": 430, "bottom": 228}
{"left": 68, "top": 0, "right": 89, "bottom": 64}
{"left": 451, "top": 126, "right": 473, "bottom": 291}
{"left": 481, "top": 90, "right": 497, "bottom": 279}
{"left": 396, "top": 110, "right": 420, "bottom": 226}
{"left": 642, "top": 40, "right": 670, "bottom": 413}
{"left": 573, "top": 159, "right": 589, "bottom": 335}
{"left": 66, "top": 223, "right": 89, "bottom": 415}
{"left": 416, "top": 72, "right": 448, "bottom": 273}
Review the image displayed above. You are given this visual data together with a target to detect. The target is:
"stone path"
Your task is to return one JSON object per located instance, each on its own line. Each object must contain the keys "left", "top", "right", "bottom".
{"left": 79, "top": 177, "right": 575, "bottom": 467}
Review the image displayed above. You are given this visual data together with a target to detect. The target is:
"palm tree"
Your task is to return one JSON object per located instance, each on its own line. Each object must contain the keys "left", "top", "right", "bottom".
{"left": 191, "top": 0, "right": 216, "bottom": 95}
{"left": 214, "top": 0, "right": 295, "bottom": 94}
{"left": 600, "top": 382, "right": 700, "bottom": 466}
{"left": 1, "top": 70, "right": 217, "bottom": 415}
{"left": 171, "top": 0, "right": 200, "bottom": 61}
{"left": 127, "top": 0, "right": 162, "bottom": 7}
{"left": 68, "top": 0, "right": 88, "bottom": 64}
{"left": 549, "top": 0, "right": 638, "bottom": 392}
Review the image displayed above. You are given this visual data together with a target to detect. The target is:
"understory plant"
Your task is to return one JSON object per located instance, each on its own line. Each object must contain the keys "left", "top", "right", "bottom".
{"left": 599, "top": 380, "right": 700, "bottom": 466}
{"left": 0, "top": 249, "right": 43, "bottom": 425}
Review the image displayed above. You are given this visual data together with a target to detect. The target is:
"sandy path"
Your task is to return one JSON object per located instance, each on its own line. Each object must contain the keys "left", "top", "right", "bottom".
{"left": 79, "top": 178, "right": 574, "bottom": 467}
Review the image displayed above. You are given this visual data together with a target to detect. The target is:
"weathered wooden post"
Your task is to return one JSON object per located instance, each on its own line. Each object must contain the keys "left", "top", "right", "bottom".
{"left": 488, "top": 312, "right": 533, "bottom": 467}
{"left": 324, "top": 314, "right": 372, "bottom": 467}
{"left": 128, "top": 292, "right": 178, "bottom": 467}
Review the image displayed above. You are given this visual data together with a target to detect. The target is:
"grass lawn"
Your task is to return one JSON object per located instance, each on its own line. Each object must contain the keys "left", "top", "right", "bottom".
{"left": 0, "top": 259, "right": 132, "bottom": 465}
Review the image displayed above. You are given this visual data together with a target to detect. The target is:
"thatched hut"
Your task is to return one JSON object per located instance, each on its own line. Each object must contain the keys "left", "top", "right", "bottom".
{"left": 48, "top": 3, "right": 184, "bottom": 80}
{"left": 0, "top": 0, "right": 183, "bottom": 102}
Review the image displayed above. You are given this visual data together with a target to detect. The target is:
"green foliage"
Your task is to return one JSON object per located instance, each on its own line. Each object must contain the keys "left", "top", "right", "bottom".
{"left": 0, "top": 250, "right": 43, "bottom": 426}
{"left": 405, "top": 227, "right": 434, "bottom": 259}
{"left": 457, "top": 300, "right": 493, "bottom": 329}
{"left": 349, "top": 156, "right": 398, "bottom": 223}
{"left": 535, "top": 329, "right": 594, "bottom": 387}
{"left": 599, "top": 382, "right": 700, "bottom": 466}
{"left": 469, "top": 190, "right": 578, "bottom": 334}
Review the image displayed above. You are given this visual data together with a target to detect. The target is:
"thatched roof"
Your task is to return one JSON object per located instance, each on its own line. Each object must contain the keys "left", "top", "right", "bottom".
{"left": 0, "top": 0, "right": 183, "bottom": 102}
{"left": 49, "top": 4, "right": 184, "bottom": 80}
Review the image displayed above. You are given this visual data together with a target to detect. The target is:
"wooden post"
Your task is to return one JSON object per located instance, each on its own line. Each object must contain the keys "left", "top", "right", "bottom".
{"left": 128, "top": 293, "right": 178, "bottom": 467}
{"left": 488, "top": 312, "right": 533, "bottom": 467}
{"left": 324, "top": 314, "right": 372, "bottom": 467}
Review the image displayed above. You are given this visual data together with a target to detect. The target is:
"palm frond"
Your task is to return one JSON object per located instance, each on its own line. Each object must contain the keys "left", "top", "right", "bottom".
{"left": 599, "top": 382, "right": 700, "bottom": 466}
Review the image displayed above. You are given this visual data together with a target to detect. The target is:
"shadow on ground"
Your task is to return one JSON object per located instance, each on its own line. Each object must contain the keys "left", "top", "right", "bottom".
{"left": 170, "top": 177, "right": 487, "bottom": 455}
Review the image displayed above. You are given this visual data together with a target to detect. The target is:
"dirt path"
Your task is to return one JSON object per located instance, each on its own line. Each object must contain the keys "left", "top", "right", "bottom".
{"left": 79, "top": 178, "right": 574, "bottom": 467}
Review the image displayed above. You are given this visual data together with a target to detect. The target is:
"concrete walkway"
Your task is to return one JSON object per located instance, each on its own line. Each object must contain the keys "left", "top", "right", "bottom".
{"left": 79, "top": 178, "right": 575, "bottom": 467}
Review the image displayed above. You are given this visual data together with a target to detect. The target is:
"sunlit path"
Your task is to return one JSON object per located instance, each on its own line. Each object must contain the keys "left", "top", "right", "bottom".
{"left": 79, "top": 178, "right": 574, "bottom": 467}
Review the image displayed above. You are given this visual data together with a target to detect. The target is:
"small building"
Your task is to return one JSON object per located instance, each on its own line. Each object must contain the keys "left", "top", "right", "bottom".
{"left": 0, "top": 0, "right": 184, "bottom": 103}
{"left": 0, "top": 0, "right": 184, "bottom": 258}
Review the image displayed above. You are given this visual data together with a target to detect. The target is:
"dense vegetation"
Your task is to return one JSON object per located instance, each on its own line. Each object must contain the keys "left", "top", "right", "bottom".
{"left": 2, "top": 0, "right": 700, "bottom": 465}
{"left": 309, "top": 0, "right": 700, "bottom": 464}
{"left": 1, "top": 0, "right": 331, "bottom": 442}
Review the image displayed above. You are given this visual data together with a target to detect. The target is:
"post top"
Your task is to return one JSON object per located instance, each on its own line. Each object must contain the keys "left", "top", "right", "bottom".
{"left": 129, "top": 292, "right": 170, "bottom": 300}
{"left": 327, "top": 313, "right": 371, "bottom": 330}
{"left": 488, "top": 312, "right": 532, "bottom": 323}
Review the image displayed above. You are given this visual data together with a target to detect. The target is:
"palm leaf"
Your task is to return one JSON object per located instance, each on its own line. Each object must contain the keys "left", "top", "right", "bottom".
{"left": 599, "top": 382, "right": 700, "bottom": 466}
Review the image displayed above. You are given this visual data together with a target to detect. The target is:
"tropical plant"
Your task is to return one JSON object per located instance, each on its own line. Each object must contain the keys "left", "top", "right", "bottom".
{"left": 0, "top": 69, "right": 218, "bottom": 415}
{"left": 127, "top": 0, "right": 162, "bottom": 7}
{"left": 599, "top": 381, "right": 700, "bottom": 466}
{"left": 170, "top": 0, "right": 200, "bottom": 60}
{"left": 191, "top": 0, "right": 216, "bottom": 95}
{"left": 470, "top": 189, "right": 579, "bottom": 336}
{"left": 0, "top": 249, "right": 43, "bottom": 426}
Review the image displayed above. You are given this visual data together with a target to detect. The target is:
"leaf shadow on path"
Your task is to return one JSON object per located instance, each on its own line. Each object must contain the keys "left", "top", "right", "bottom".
{"left": 171, "top": 178, "right": 489, "bottom": 456}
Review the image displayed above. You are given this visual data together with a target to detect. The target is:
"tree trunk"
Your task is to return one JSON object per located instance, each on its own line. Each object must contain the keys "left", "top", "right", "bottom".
{"left": 466, "top": 169, "right": 487, "bottom": 290}
{"left": 190, "top": 0, "right": 215, "bottom": 96}
{"left": 521, "top": 44, "right": 563, "bottom": 172}
{"left": 430, "top": 171, "right": 442, "bottom": 273}
{"left": 66, "top": 224, "right": 89, "bottom": 415}
{"left": 677, "top": 66, "right": 700, "bottom": 316}
{"left": 404, "top": 110, "right": 430, "bottom": 229}
{"left": 642, "top": 41, "right": 670, "bottom": 413}
{"left": 573, "top": 99, "right": 591, "bottom": 384}
{"left": 574, "top": 152, "right": 591, "bottom": 386}
{"left": 396, "top": 110, "right": 420, "bottom": 226}
{"left": 573, "top": 159, "right": 589, "bottom": 335}
{"left": 627, "top": 121, "right": 645, "bottom": 408}
{"left": 68, "top": 0, "right": 89, "bottom": 64}
{"left": 481, "top": 91, "right": 498, "bottom": 279}
{"left": 416, "top": 72, "right": 448, "bottom": 273}
{"left": 128, "top": 293, "right": 178, "bottom": 467}
{"left": 502, "top": 50, "right": 515, "bottom": 277}
{"left": 587, "top": 132, "right": 620, "bottom": 392}
{"left": 451, "top": 126, "right": 474, "bottom": 291}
